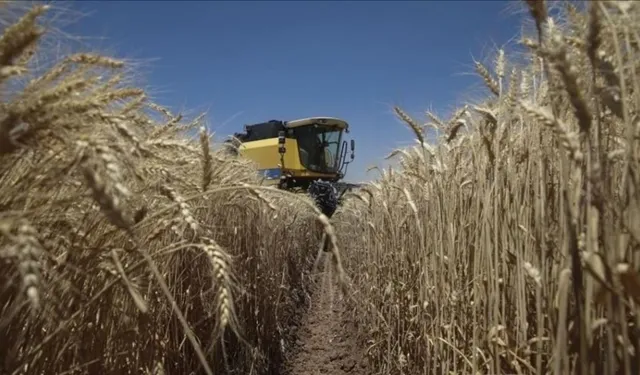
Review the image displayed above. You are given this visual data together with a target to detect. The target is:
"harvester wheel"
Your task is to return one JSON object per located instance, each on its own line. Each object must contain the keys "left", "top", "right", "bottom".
{"left": 308, "top": 180, "right": 339, "bottom": 218}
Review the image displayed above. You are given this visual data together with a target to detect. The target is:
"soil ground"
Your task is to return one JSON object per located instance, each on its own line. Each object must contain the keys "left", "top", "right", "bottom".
{"left": 285, "top": 258, "right": 370, "bottom": 375}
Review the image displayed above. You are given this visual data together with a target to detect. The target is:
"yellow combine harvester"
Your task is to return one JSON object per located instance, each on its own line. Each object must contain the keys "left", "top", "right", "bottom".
{"left": 224, "top": 117, "right": 360, "bottom": 217}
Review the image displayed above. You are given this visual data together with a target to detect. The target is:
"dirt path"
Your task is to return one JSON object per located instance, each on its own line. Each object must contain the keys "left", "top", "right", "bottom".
{"left": 285, "top": 260, "right": 370, "bottom": 375}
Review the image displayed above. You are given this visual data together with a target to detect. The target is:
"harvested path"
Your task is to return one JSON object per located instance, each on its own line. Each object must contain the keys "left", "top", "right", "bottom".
{"left": 286, "top": 259, "right": 370, "bottom": 375}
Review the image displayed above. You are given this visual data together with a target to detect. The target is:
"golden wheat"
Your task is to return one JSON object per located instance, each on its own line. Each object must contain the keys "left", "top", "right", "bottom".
{"left": 0, "top": 4, "right": 328, "bottom": 374}
{"left": 336, "top": 2, "right": 640, "bottom": 374}
{"left": 3, "top": 1, "right": 640, "bottom": 375}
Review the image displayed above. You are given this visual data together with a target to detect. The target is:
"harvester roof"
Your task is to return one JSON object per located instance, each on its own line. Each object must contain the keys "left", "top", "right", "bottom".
{"left": 235, "top": 117, "right": 349, "bottom": 143}
{"left": 285, "top": 117, "right": 349, "bottom": 130}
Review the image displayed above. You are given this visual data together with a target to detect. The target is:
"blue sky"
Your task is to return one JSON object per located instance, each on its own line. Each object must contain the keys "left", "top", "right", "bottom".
{"left": 64, "top": 1, "right": 525, "bottom": 183}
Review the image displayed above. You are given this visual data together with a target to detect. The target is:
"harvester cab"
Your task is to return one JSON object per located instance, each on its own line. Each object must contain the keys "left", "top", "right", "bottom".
{"left": 224, "top": 117, "right": 359, "bottom": 217}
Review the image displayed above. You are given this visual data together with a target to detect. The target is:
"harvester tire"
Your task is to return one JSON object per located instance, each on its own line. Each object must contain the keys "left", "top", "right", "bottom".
{"left": 308, "top": 180, "right": 339, "bottom": 218}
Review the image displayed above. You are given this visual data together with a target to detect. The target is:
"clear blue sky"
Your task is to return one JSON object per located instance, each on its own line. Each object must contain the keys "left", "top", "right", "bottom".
{"left": 64, "top": 1, "right": 524, "bottom": 183}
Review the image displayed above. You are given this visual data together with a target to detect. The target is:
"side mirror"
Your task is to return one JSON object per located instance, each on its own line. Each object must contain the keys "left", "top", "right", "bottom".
{"left": 278, "top": 131, "right": 286, "bottom": 154}
{"left": 350, "top": 139, "right": 355, "bottom": 160}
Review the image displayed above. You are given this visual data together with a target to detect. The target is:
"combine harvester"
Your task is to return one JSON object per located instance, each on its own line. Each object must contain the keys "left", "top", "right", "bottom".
{"left": 224, "top": 117, "right": 361, "bottom": 218}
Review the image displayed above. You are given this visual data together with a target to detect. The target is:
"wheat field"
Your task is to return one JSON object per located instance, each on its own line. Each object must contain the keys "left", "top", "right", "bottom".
{"left": 1, "top": 1, "right": 639, "bottom": 375}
